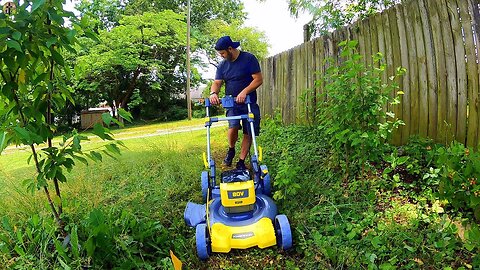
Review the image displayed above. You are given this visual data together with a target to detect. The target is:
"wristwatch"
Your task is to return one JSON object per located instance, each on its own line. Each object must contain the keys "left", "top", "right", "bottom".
{"left": 210, "top": 91, "right": 218, "bottom": 96}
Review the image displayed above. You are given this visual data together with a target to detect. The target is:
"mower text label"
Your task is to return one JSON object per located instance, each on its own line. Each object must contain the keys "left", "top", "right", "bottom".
{"left": 232, "top": 232, "right": 254, "bottom": 239}
{"left": 228, "top": 189, "right": 249, "bottom": 199}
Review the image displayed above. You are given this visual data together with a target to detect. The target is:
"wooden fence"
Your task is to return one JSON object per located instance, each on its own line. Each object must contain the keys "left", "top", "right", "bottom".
{"left": 257, "top": 0, "right": 480, "bottom": 147}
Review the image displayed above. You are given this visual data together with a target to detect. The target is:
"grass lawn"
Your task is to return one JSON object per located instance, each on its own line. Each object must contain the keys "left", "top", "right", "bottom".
{"left": 0, "top": 119, "right": 477, "bottom": 269}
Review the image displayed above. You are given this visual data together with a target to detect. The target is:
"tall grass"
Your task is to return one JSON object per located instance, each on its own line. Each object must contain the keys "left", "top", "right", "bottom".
{"left": 0, "top": 121, "right": 231, "bottom": 268}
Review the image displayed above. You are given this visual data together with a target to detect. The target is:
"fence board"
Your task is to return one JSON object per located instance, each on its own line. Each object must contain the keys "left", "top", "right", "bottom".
{"left": 419, "top": 0, "right": 438, "bottom": 140}
{"left": 404, "top": 1, "right": 420, "bottom": 135}
{"left": 396, "top": 4, "right": 411, "bottom": 144}
{"left": 470, "top": 0, "right": 480, "bottom": 148}
{"left": 369, "top": 13, "right": 380, "bottom": 68}
{"left": 412, "top": 0, "right": 429, "bottom": 138}
{"left": 447, "top": 0, "right": 467, "bottom": 144}
{"left": 462, "top": 0, "right": 480, "bottom": 148}
{"left": 388, "top": 6, "right": 403, "bottom": 144}
{"left": 363, "top": 18, "right": 373, "bottom": 67}
{"left": 438, "top": 0, "right": 458, "bottom": 142}
{"left": 426, "top": 0, "right": 448, "bottom": 144}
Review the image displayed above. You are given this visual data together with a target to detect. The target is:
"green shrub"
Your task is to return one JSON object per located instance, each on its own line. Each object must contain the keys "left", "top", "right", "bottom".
{"left": 314, "top": 40, "right": 405, "bottom": 177}
{"left": 434, "top": 141, "right": 480, "bottom": 221}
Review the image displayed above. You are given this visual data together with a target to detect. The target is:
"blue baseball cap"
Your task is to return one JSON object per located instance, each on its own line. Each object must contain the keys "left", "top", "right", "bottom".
{"left": 214, "top": 36, "right": 240, "bottom": 51}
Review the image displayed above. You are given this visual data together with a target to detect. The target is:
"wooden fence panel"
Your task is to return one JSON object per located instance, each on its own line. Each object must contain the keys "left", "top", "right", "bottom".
{"left": 256, "top": 0, "right": 480, "bottom": 147}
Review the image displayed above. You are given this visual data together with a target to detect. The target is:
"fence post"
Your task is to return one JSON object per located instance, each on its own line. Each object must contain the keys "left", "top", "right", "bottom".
{"left": 303, "top": 23, "right": 311, "bottom": 42}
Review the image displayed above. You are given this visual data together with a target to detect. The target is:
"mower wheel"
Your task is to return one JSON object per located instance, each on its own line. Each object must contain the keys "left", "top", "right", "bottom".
{"left": 201, "top": 171, "right": 209, "bottom": 202}
{"left": 260, "top": 165, "right": 272, "bottom": 196}
{"left": 263, "top": 174, "right": 271, "bottom": 196}
{"left": 195, "top": 223, "right": 211, "bottom": 260}
{"left": 275, "top": 214, "right": 293, "bottom": 250}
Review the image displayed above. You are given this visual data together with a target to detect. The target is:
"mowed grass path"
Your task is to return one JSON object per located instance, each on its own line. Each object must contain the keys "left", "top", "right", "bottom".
{"left": 0, "top": 119, "right": 267, "bottom": 267}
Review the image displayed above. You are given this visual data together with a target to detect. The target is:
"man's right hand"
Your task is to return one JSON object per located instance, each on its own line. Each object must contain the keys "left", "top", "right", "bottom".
{"left": 209, "top": 93, "right": 220, "bottom": 105}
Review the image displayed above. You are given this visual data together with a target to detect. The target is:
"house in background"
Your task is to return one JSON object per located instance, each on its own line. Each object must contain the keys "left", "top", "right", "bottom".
{"left": 80, "top": 102, "right": 113, "bottom": 129}
{"left": 190, "top": 84, "right": 207, "bottom": 105}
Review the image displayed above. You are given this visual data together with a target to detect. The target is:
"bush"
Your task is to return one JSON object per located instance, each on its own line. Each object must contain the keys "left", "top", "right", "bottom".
{"left": 433, "top": 141, "right": 480, "bottom": 221}
{"left": 314, "top": 40, "right": 404, "bottom": 177}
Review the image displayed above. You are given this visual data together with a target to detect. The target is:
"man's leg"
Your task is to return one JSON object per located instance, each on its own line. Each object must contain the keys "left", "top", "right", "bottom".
{"left": 223, "top": 126, "right": 239, "bottom": 166}
{"left": 227, "top": 127, "right": 239, "bottom": 148}
{"left": 239, "top": 134, "right": 252, "bottom": 160}
{"left": 236, "top": 134, "right": 251, "bottom": 170}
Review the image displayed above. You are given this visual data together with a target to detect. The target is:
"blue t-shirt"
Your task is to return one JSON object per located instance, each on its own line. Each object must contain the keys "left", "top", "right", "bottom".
{"left": 215, "top": 51, "right": 261, "bottom": 104}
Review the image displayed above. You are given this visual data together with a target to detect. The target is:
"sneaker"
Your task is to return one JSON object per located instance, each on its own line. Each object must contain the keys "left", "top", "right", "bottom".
{"left": 236, "top": 160, "right": 247, "bottom": 170}
{"left": 223, "top": 148, "right": 235, "bottom": 166}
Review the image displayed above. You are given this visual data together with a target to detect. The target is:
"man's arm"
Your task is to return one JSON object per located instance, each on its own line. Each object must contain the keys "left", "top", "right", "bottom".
{"left": 236, "top": 72, "right": 263, "bottom": 103}
{"left": 209, "top": 79, "right": 223, "bottom": 105}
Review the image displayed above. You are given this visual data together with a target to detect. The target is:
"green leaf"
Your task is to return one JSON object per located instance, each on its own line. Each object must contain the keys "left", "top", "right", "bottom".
{"left": 84, "top": 30, "right": 100, "bottom": 42}
{"left": 404, "top": 244, "right": 415, "bottom": 252}
{"left": 67, "top": 29, "right": 76, "bottom": 41}
{"left": 70, "top": 226, "right": 80, "bottom": 259}
{"left": 31, "top": 0, "right": 46, "bottom": 12}
{"left": 58, "top": 257, "right": 71, "bottom": 270}
{"left": 64, "top": 66, "right": 72, "bottom": 80}
{"left": 12, "top": 31, "right": 21, "bottom": 40}
{"left": 6, "top": 40, "right": 22, "bottom": 52}
{"left": 14, "top": 126, "right": 31, "bottom": 144}
{"left": 101, "top": 113, "right": 112, "bottom": 126}
{"left": 111, "top": 118, "right": 124, "bottom": 127}
{"left": 0, "top": 27, "right": 10, "bottom": 35}
{"left": 54, "top": 239, "right": 68, "bottom": 261}
{"left": 85, "top": 236, "right": 95, "bottom": 257}
{"left": 92, "top": 124, "right": 106, "bottom": 140}
{"left": 0, "top": 131, "right": 7, "bottom": 154}
{"left": 347, "top": 230, "right": 356, "bottom": 240}
{"left": 118, "top": 108, "right": 133, "bottom": 122}
{"left": 72, "top": 155, "right": 88, "bottom": 165}
{"left": 90, "top": 151, "right": 102, "bottom": 162}
{"left": 14, "top": 245, "right": 26, "bottom": 256}
{"left": 46, "top": 37, "right": 57, "bottom": 48}
{"left": 105, "top": 143, "right": 121, "bottom": 155}
{"left": 51, "top": 49, "right": 65, "bottom": 66}
{"left": 371, "top": 236, "right": 382, "bottom": 248}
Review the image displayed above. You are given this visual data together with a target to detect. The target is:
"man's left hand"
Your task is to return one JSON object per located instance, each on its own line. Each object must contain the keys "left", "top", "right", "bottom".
{"left": 236, "top": 91, "right": 247, "bottom": 104}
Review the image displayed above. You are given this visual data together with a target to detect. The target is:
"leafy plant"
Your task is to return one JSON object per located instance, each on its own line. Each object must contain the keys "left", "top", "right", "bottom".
{"left": 0, "top": 0, "right": 131, "bottom": 237}
{"left": 434, "top": 141, "right": 480, "bottom": 221}
{"left": 314, "top": 40, "right": 404, "bottom": 178}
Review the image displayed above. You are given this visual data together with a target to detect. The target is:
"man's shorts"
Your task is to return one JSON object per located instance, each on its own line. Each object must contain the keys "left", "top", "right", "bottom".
{"left": 226, "top": 103, "right": 261, "bottom": 135}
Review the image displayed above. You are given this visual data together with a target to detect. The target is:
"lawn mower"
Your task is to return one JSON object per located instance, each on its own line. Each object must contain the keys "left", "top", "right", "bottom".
{"left": 184, "top": 95, "right": 293, "bottom": 260}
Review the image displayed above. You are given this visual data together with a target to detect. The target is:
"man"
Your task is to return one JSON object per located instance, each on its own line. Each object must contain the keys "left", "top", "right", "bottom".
{"left": 209, "top": 36, "right": 263, "bottom": 170}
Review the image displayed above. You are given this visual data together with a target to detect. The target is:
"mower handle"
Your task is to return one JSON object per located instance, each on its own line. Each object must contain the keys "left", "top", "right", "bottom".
{"left": 205, "top": 95, "right": 251, "bottom": 108}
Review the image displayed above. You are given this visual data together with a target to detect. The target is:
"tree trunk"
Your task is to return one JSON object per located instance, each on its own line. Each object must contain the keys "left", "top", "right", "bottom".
{"left": 120, "top": 67, "right": 142, "bottom": 109}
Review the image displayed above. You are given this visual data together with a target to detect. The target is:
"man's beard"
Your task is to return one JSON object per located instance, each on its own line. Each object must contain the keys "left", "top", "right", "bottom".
{"left": 226, "top": 51, "right": 234, "bottom": 62}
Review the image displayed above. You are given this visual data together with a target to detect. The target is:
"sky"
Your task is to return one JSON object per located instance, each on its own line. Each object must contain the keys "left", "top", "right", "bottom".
{"left": 242, "top": 0, "right": 311, "bottom": 56}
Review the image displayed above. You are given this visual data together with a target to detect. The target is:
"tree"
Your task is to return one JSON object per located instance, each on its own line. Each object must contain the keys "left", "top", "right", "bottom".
{"left": 77, "top": 11, "right": 188, "bottom": 115}
{"left": 0, "top": 0, "right": 127, "bottom": 233}
{"left": 287, "top": 0, "right": 402, "bottom": 35}
{"left": 201, "top": 19, "right": 269, "bottom": 69}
